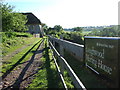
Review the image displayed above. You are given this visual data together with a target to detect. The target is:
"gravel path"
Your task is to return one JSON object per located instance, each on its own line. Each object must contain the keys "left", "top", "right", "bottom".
{"left": 1, "top": 39, "right": 44, "bottom": 89}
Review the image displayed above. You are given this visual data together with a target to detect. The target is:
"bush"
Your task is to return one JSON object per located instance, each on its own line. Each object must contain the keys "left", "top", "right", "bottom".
{"left": 46, "top": 28, "right": 84, "bottom": 45}
{"left": 63, "top": 32, "right": 84, "bottom": 45}
{"left": 2, "top": 32, "right": 32, "bottom": 43}
{"left": 16, "top": 32, "right": 32, "bottom": 37}
{"left": 87, "top": 25, "right": 120, "bottom": 37}
{"left": 1, "top": 32, "right": 33, "bottom": 55}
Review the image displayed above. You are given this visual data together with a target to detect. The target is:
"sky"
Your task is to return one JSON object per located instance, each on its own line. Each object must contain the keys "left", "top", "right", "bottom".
{"left": 3, "top": 0, "right": 120, "bottom": 28}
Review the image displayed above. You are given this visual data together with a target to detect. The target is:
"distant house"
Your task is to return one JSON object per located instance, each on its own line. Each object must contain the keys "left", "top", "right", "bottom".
{"left": 22, "top": 13, "right": 43, "bottom": 37}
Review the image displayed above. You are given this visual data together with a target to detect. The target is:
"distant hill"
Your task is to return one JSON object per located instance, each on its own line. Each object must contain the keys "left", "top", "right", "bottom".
{"left": 64, "top": 25, "right": 116, "bottom": 32}
{"left": 63, "top": 25, "right": 117, "bottom": 35}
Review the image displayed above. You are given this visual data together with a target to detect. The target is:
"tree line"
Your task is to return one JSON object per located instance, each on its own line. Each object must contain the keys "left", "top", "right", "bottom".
{"left": 42, "top": 23, "right": 120, "bottom": 45}
{"left": 42, "top": 24, "right": 84, "bottom": 44}
{"left": 87, "top": 25, "right": 120, "bottom": 37}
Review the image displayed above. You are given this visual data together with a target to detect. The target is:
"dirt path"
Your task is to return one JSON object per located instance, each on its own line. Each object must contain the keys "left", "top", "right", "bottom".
{"left": 1, "top": 39, "right": 45, "bottom": 89}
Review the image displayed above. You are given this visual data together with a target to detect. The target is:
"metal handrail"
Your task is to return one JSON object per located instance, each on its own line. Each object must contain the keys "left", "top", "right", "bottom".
{"left": 49, "top": 40, "right": 86, "bottom": 90}
{"left": 49, "top": 44, "right": 67, "bottom": 89}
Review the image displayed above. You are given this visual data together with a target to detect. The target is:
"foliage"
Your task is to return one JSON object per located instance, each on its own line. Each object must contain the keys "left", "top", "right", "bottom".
{"left": 1, "top": 32, "right": 33, "bottom": 56}
{"left": 47, "top": 28, "right": 56, "bottom": 35}
{"left": 1, "top": 3, "right": 28, "bottom": 32}
{"left": 2, "top": 32, "right": 32, "bottom": 43}
{"left": 73, "top": 27, "right": 83, "bottom": 32}
{"left": 87, "top": 25, "right": 120, "bottom": 37}
{"left": 41, "top": 23, "right": 48, "bottom": 35}
{"left": 45, "top": 25, "right": 63, "bottom": 35}
{"left": 45, "top": 25, "right": 84, "bottom": 45}
{"left": 45, "top": 25, "right": 63, "bottom": 39}
{"left": 53, "top": 25, "right": 63, "bottom": 32}
{"left": 15, "top": 32, "right": 32, "bottom": 37}
{"left": 63, "top": 32, "right": 84, "bottom": 45}
{"left": 62, "top": 32, "right": 71, "bottom": 40}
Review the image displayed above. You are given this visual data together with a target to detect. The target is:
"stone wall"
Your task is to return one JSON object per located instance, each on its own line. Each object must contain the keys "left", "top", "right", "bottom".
{"left": 49, "top": 36, "right": 84, "bottom": 61}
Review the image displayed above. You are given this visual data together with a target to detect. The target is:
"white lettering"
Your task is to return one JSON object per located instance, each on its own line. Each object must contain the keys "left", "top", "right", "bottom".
{"left": 86, "top": 47, "right": 104, "bottom": 59}
{"left": 86, "top": 57, "right": 112, "bottom": 74}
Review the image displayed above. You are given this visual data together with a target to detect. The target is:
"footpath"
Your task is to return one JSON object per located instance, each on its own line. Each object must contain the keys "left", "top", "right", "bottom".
{"left": 1, "top": 39, "right": 44, "bottom": 89}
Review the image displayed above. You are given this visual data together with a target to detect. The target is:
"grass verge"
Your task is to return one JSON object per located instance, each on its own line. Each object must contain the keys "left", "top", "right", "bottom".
{"left": 2, "top": 37, "right": 40, "bottom": 56}
{"left": 28, "top": 37, "right": 63, "bottom": 89}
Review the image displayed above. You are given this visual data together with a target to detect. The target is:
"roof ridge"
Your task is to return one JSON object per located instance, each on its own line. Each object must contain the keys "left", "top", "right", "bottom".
{"left": 22, "top": 12, "right": 41, "bottom": 25}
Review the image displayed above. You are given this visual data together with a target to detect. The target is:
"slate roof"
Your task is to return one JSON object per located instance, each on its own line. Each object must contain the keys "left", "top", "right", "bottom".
{"left": 22, "top": 13, "right": 41, "bottom": 25}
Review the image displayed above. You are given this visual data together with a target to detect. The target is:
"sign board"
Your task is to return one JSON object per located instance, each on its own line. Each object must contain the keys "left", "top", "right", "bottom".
{"left": 84, "top": 36, "right": 120, "bottom": 88}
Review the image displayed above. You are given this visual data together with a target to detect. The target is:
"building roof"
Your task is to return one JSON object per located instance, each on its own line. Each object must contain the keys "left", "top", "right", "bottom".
{"left": 22, "top": 13, "right": 41, "bottom": 25}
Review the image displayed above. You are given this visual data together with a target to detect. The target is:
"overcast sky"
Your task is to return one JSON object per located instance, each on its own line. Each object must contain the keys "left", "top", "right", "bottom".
{"left": 4, "top": 0, "right": 120, "bottom": 28}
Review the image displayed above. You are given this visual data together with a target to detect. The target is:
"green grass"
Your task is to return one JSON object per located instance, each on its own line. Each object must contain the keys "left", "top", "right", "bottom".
{"left": 63, "top": 70, "right": 74, "bottom": 88}
{"left": 1, "top": 38, "right": 42, "bottom": 76}
{"left": 2, "top": 37, "right": 40, "bottom": 56}
{"left": 1, "top": 32, "right": 35, "bottom": 56}
{"left": 28, "top": 38, "right": 63, "bottom": 89}
{"left": 82, "top": 30, "right": 92, "bottom": 35}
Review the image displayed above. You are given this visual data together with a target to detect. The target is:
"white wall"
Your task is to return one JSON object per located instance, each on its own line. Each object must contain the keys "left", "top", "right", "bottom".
{"left": 27, "top": 24, "right": 44, "bottom": 37}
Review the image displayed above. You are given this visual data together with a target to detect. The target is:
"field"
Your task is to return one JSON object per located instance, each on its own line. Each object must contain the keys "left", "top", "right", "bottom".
{"left": 82, "top": 30, "right": 92, "bottom": 35}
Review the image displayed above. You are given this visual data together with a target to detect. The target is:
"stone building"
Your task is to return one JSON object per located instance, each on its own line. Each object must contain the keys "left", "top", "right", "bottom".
{"left": 22, "top": 13, "right": 43, "bottom": 37}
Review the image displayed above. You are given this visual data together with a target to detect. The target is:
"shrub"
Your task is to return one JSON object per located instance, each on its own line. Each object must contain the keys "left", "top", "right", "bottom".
{"left": 16, "top": 32, "right": 32, "bottom": 37}
{"left": 2, "top": 32, "right": 32, "bottom": 43}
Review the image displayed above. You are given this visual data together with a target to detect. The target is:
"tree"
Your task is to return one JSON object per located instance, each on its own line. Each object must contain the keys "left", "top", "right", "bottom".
{"left": 73, "top": 27, "right": 83, "bottom": 32}
{"left": 41, "top": 23, "right": 48, "bottom": 34}
{"left": 1, "top": 3, "right": 28, "bottom": 32}
{"left": 53, "top": 25, "right": 63, "bottom": 32}
{"left": 88, "top": 25, "right": 120, "bottom": 37}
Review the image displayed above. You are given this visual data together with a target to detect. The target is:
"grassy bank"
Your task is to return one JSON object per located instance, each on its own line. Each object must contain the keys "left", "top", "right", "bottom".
{"left": 1, "top": 32, "right": 34, "bottom": 56}
{"left": 1, "top": 32, "right": 42, "bottom": 76}
{"left": 1, "top": 39, "right": 42, "bottom": 75}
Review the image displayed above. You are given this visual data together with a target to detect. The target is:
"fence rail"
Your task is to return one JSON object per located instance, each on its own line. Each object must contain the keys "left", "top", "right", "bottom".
{"left": 48, "top": 40, "right": 86, "bottom": 89}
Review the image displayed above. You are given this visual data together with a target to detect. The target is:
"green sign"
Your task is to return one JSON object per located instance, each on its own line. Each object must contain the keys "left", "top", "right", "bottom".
{"left": 84, "top": 36, "right": 120, "bottom": 88}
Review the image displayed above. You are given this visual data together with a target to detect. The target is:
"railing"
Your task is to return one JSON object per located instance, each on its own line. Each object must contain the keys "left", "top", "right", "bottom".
{"left": 48, "top": 39, "right": 86, "bottom": 90}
